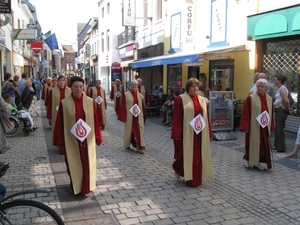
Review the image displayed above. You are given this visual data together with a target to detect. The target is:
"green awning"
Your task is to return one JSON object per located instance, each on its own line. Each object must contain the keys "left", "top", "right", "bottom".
{"left": 247, "top": 4, "right": 300, "bottom": 40}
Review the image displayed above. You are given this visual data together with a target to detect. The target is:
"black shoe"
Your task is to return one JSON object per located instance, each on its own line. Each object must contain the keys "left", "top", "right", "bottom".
{"left": 164, "top": 122, "right": 170, "bottom": 126}
{"left": 31, "top": 126, "right": 38, "bottom": 132}
{"left": 161, "top": 120, "right": 166, "bottom": 123}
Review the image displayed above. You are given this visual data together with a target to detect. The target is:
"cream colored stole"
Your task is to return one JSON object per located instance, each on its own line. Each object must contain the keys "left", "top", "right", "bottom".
{"left": 123, "top": 91, "right": 145, "bottom": 148}
{"left": 62, "top": 95, "right": 96, "bottom": 194}
{"left": 43, "top": 83, "right": 49, "bottom": 100}
{"left": 249, "top": 93, "right": 273, "bottom": 166}
{"left": 181, "top": 93, "right": 214, "bottom": 181}
{"left": 51, "top": 86, "right": 71, "bottom": 144}
{"left": 91, "top": 87, "right": 107, "bottom": 124}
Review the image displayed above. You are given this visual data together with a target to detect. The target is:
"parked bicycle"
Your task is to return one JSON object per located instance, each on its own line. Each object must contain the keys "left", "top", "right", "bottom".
{"left": 0, "top": 162, "right": 64, "bottom": 225}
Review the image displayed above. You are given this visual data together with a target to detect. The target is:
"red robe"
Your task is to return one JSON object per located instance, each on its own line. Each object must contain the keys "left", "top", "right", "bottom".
{"left": 171, "top": 95, "right": 213, "bottom": 187}
{"left": 46, "top": 87, "right": 67, "bottom": 120}
{"left": 53, "top": 94, "right": 102, "bottom": 194}
{"left": 88, "top": 87, "right": 107, "bottom": 129}
{"left": 110, "top": 84, "right": 124, "bottom": 115}
{"left": 118, "top": 90, "right": 146, "bottom": 150}
{"left": 239, "top": 94, "right": 275, "bottom": 169}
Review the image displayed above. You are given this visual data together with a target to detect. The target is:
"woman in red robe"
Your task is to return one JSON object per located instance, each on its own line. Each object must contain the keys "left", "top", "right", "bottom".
{"left": 239, "top": 78, "right": 275, "bottom": 170}
{"left": 54, "top": 76, "right": 102, "bottom": 195}
{"left": 110, "top": 79, "right": 124, "bottom": 115}
{"left": 171, "top": 78, "right": 214, "bottom": 187}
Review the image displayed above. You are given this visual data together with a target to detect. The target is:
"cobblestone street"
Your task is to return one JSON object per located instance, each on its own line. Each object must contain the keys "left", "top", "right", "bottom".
{"left": 2, "top": 99, "right": 300, "bottom": 225}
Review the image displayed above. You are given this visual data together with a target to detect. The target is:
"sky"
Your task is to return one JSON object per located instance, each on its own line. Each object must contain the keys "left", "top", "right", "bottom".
{"left": 29, "top": 0, "right": 99, "bottom": 51}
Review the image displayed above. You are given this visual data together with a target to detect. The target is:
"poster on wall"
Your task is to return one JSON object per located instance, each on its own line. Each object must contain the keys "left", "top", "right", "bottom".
{"left": 209, "top": 91, "right": 234, "bottom": 131}
{"left": 111, "top": 62, "right": 122, "bottom": 82}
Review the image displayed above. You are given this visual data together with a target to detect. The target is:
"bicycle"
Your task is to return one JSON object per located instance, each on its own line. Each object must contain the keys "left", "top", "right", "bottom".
{"left": 0, "top": 162, "right": 65, "bottom": 225}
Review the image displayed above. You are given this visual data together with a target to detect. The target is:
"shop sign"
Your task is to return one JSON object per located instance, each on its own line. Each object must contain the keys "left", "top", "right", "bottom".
{"left": 123, "top": 0, "right": 135, "bottom": 26}
{"left": 183, "top": 0, "right": 195, "bottom": 49}
{"left": 119, "top": 44, "right": 134, "bottom": 58}
{"left": 0, "top": 0, "right": 11, "bottom": 13}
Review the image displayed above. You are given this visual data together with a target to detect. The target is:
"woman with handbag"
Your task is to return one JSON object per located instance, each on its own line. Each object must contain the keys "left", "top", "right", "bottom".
{"left": 0, "top": 96, "right": 12, "bottom": 154}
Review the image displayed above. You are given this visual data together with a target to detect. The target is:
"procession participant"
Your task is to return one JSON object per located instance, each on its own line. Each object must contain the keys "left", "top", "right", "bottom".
{"left": 88, "top": 79, "right": 107, "bottom": 130}
{"left": 53, "top": 76, "right": 102, "bottom": 195}
{"left": 239, "top": 78, "right": 274, "bottom": 170}
{"left": 171, "top": 78, "right": 214, "bottom": 187}
{"left": 47, "top": 75, "right": 71, "bottom": 149}
{"left": 109, "top": 79, "right": 124, "bottom": 115}
{"left": 118, "top": 79, "right": 146, "bottom": 154}
{"left": 137, "top": 78, "right": 150, "bottom": 122}
{"left": 41, "top": 77, "right": 52, "bottom": 101}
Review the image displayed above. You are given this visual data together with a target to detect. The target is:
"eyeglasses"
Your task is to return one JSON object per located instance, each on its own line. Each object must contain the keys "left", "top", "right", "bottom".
{"left": 191, "top": 85, "right": 199, "bottom": 88}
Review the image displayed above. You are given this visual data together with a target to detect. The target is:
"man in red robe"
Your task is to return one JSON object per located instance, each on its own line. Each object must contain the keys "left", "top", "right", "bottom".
{"left": 88, "top": 79, "right": 107, "bottom": 130}
{"left": 239, "top": 78, "right": 274, "bottom": 170}
{"left": 53, "top": 76, "right": 102, "bottom": 195}
{"left": 110, "top": 79, "right": 124, "bottom": 115}
{"left": 171, "top": 78, "right": 214, "bottom": 187}
{"left": 46, "top": 75, "right": 71, "bottom": 151}
{"left": 118, "top": 79, "right": 146, "bottom": 154}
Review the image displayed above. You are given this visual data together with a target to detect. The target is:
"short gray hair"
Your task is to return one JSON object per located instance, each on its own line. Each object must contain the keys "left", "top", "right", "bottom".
{"left": 130, "top": 79, "right": 138, "bottom": 85}
{"left": 256, "top": 78, "right": 268, "bottom": 87}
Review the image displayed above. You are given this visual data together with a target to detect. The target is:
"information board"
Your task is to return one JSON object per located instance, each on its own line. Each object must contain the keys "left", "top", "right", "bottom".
{"left": 209, "top": 91, "right": 234, "bottom": 131}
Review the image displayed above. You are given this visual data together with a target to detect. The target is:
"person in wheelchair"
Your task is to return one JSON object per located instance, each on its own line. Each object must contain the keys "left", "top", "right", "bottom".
{"left": 2, "top": 94, "right": 38, "bottom": 132}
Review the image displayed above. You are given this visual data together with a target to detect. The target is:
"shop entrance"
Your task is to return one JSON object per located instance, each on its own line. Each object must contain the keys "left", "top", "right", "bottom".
{"left": 209, "top": 59, "right": 234, "bottom": 91}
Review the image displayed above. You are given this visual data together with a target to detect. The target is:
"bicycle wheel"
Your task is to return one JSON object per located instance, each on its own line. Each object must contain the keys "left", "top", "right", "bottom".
{"left": 6, "top": 116, "right": 21, "bottom": 137}
{"left": 0, "top": 199, "right": 64, "bottom": 225}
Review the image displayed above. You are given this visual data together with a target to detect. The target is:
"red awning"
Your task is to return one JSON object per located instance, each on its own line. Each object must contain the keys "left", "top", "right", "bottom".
{"left": 31, "top": 42, "right": 43, "bottom": 50}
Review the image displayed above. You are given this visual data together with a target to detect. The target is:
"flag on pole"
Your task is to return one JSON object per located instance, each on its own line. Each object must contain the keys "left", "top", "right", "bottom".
{"left": 43, "top": 30, "right": 52, "bottom": 39}
{"left": 45, "top": 33, "right": 59, "bottom": 50}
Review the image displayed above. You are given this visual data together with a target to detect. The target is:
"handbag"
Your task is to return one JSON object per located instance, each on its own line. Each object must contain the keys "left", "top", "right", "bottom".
{"left": 0, "top": 111, "right": 14, "bottom": 133}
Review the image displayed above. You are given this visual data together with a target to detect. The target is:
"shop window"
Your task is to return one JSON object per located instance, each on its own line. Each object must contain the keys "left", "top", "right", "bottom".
{"left": 167, "top": 64, "right": 182, "bottom": 90}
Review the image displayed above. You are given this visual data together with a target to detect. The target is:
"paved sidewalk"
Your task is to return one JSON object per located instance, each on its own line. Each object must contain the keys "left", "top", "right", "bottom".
{"left": 3, "top": 98, "right": 300, "bottom": 225}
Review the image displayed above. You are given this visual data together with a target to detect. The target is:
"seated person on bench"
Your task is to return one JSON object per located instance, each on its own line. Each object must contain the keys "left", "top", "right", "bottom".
{"left": 3, "top": 94, "right": 38, "bottom": 132}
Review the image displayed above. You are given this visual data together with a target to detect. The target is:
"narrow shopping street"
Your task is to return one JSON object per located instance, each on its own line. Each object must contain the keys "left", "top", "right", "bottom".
{"left": 2, "top": 99, "right": 300, "bottom": 225}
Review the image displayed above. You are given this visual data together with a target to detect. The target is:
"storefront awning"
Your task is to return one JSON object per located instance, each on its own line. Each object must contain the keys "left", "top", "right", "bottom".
{"left": 131, "top": 52, "right": 200, "bottom": 69}
{"left": 247, "top": 4, "right": 300, "bottom": 40}
{"left": 120, "top": 60, "right": 134, "bottom": 67}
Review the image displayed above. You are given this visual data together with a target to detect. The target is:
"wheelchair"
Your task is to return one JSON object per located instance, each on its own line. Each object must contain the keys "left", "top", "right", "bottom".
{"left": 6, "top": 112, "right": 33, "bottom": 137}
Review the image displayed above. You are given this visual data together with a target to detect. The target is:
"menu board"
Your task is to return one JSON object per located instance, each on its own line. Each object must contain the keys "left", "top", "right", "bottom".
{"left": 209, "top": 91, "right": 234, "bottom": 131}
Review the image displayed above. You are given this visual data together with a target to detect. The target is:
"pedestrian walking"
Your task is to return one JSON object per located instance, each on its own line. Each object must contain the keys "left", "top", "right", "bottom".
{"left": 53, "top": 76, "right": 102, "bottom": 195}
{"left": 171, "top": 78, "right": 214, "bottom": 187}
{"left": 239, "top": 78, "right": 275, "bottom": 170}
{"left": 118, "top": 79, "right": 146, "bottom": 154}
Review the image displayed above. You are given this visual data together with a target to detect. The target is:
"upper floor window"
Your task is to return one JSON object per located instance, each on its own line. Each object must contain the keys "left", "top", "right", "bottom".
{"left": 101, "top": 32, "right": 104, "bottom": 53}
{"left": 102, "top": 7, "right": 104, "bottom": 18}
{"left": 144, "top": 0, "right": 148, "bottom": 27}
{"left": 156, "top": 0, "right": 162, "bottom": 21}
{"left": 107, "top": 2, "right": 110, "bottom": 14}
{"left": 106, "top": 30, "right": 110, "bottom": 51}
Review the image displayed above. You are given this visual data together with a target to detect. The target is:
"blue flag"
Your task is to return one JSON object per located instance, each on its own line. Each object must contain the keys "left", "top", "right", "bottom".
{"left": 45, "top": 33, "right": 58, "bottom": 50}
